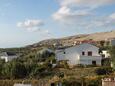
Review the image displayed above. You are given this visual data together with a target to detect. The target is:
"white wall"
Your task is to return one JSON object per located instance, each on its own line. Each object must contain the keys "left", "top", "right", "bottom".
{"left": 0, "top": 56, "right": 8, "bottom": 62}
{"left": 0, "top": 56, "right": 17, "bottom": 62}
{"left": 102, "top": 50, "right": 110, "bottom": 58}
{"left": 111, "top": 39, "right": 115, "bottom": 46}
{"left": 55, "top": 43, "right": 102, "bottom": 65}
{"left": 7, "top": 56, "right": 18, "bottom": 61}
{"left": 79, "top": 56, "right": 102, "bottom": 65}
{"left": 66, "top": 43, "right": 100, "bottom": 56}
{"left": 14, "top": 84, "right": 31, "bottom": 86}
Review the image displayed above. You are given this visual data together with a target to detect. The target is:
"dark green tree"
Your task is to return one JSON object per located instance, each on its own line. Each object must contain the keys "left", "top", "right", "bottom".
{"left": 109, "top": 46, "right": 115, "bottom": 68}
{"left": 2, "top": 61, "right": 27, "bottom": 79}
{"left": 0, "top": 59, "right": 5, "bottom": 79}
{"left": 100, "top": 41, "right": 105, "bottom": 47}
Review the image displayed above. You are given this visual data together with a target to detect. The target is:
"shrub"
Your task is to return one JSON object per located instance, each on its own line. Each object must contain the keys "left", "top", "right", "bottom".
{"left": 102, "top": 58, "right": 111, "bottom": 66}
{"left": 56, "top": 72, "right": 64, "bottom": 78}
{"left": 2, "top": 62, "right": 27, "bottom": 79}
{"left": 75, "top": 64, "right": 85, "bottom": 68}
{"left": 95, "top": 67, "right": 113, "bottom": 75}
{"left": 86, "top": 79, "right": 100, "bottom": 86}
{"left": 62, "top": 79, "right": 81, "bottom": 86}
{"left": 88, "top": 64, "right": 99, "bottom": 67}
{"left": 56, "top": 60, "right": 69, "bottom": 69}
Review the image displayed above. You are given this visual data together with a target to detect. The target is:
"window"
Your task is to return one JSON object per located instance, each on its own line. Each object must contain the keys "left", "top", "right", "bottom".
{"left": 51, "top": 83, "right": 55, "bottom": 86}
{"left": 92, "top": 61, "right": 96, "bottom": 65}
{"left": 88, "top": 51, "right": 92, "bottom": 56}
{"left": 102, "top": 54, "right": 105, "bottom": 57}
{"left": 82, "top": 51, "right": 85, "bottom": 55}
{"left": 63, "top": 51, "right": 66, "bottom": 54}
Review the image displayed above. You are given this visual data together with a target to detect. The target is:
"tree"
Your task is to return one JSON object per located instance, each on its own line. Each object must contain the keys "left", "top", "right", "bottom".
{"left": 2, "top": 61, "right": 27, "bottom": 79}
{"left": 11, "top": 62, "right": 27, "bottom": 79}
{"left": 0, "top": 59, "right": 5, "bottom": 79}
{"left": 101, "top": 58, "right": 111, "bottom": 66}
{"left": 109, "top": 46, "right": 115, "bottom": 68}
{"left": 95, "top": 67, "right": 113, "bottom": 75}
{"left": 100, "top": 41, "right": 105, "bottom": 47}
{"left": 29, "top": 65, "right": 47, "bottom": 79}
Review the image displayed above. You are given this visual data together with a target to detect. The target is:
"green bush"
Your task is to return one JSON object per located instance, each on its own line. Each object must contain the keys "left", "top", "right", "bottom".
{"left": 95, "top": 67, "right": 113, "bottom": 75}
{"left": 75, "top": 64, "right": 85, "bottom": 68}
{"left": 102, "top": 58, "right": 111, "bottom": 66}
{"left": 56, "top": 72, "right": 64, "bottom": 78}
{"left": 62, "top": 79, "right": 81, "bottom": 86}
{"left": 0, "top": 80, "right": 40, "bottom": 86}
{"left": 2, "top": 61, "right": 27, "bottom": 79}
{"left": 56, "top": 61, "right": 69, "bottom": 69}
{"left": 86, "top": 79, "right": 101, "bottom": 86}
{"left": 109, "top": 46, "right": 115, "bottom": 69}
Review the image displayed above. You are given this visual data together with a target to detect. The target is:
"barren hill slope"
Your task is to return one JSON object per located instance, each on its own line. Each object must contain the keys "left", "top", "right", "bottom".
{"left": 29, "top": 30, "right": 115, "bottom": 47}
{"left": 77, "top": 31, "right": 115, "bottom": 41}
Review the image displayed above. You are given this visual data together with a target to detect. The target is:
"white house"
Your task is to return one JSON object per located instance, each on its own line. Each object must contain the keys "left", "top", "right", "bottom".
{"left": 55, "top": 43, "right": 102, "bottom": 66}
{"left": 14, "top": 84, "right": 32, "bottom": 86}
{"left": 0, "top": 52, "right": 18, "bottom": 62}
{"left": 39, "top": 48, "right": 54, "bottom": 54}
{"left": 101, "top": 50, "right": 110, "bottom": 58}
{"left": 111, "top": 39, "right": 115, "bottom": 46}
{"left": 102, "top": 77, "right": 115, "bottom": 86}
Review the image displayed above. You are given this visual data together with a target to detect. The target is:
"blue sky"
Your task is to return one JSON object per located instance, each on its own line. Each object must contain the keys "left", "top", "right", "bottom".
{"left": 0, "top": 0, "right": 115, "bottom": 48}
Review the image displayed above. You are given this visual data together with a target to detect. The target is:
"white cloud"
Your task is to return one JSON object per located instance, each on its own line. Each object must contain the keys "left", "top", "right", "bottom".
{"left": 53, "top": 6, "right": 91, "bottom": 24}
{"left": 58, "top": 0, "right": 115, "bottom": 8}
{"left": 17, "top": 19, "right": 53, "bottom": 37}
{"left": 109, "top": 13, "right": 115, "bottom": 20}
{"left": 17, "top": 19, "right": 44, "bottom": 32}
{"left": 53, "top": 0, "right": 115, "bottom": 30}
{"left": 82, "top": 13, "right": 115, "bottom": 29}
{"left": 17, "top": 19, "right": 44, "bottom": 28}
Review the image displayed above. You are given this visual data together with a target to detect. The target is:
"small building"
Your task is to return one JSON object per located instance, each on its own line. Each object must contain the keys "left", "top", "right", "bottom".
{"left": 0, "top": 52, "right": 18, "bottom": 62}
{"left": 55, "top": 43, "right": 102, "bottom": 66}
{"left": 102, "top": 77, "right": 115, "bottom": 86}
{"left": 111, "top": 39, "right": 115, "bottom": 46}
{"left": 14, "top": 84, "right": 32, "bottom": 86}
{"left": 107, "top": 38, "right": 115, "bottom": 46}
{"left": 39, "top": 48, "right": 54, "bottom": 54}
{"left": 101, "top": 50, "right": 110, "bottom": 58}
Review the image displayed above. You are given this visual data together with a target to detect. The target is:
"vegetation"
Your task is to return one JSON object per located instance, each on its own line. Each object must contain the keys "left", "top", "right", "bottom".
{"left": 0, "top": 47, "right": 56, "bottom": 79}
{"left": 102, "top": 58, "right": 111, "bottom": 66}
{"left": 109, "top": 46, "right": 115, "bottom": 69}
{"left": 95, "top": 67, "right": 113, "bottom": 75}
{"left": 0, "top": 43, "right": 115, "bottom": 86}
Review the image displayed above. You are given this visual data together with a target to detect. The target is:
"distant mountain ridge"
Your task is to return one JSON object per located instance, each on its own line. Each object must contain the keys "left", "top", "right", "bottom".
{"left": 28, "top": 30, "right": 115, "bottom": 47}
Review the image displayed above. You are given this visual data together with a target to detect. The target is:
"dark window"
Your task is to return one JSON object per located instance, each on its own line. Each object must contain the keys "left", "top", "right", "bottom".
{"left": 51, "top": 83, "right": 55, "bottom": 86}
{"left": 82, "top": 52, "right": 85, "bottom": 55}
{"left": 88, "top": 51, "right": 92, "bottom": 56}
{"left": 92, "top": 61, "right": 96, "bottom": 65}
{"left": 102, "top": 54, "right": 105, "bottom": 57}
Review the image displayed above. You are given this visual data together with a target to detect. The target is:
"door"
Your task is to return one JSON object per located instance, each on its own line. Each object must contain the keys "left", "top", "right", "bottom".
{"left": 92, "top": 61, "right": 96, "bottom": 65}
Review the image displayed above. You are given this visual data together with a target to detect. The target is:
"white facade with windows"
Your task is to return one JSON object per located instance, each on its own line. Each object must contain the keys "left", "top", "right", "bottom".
{"left": 0, "top": 52, "right": 18, "bottom": 62}
{"left": 55, "top": 43, "right": 102, "bottom": 66}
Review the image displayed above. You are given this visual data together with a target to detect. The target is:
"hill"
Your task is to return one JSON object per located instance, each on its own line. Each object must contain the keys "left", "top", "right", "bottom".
{"left": 28, "top": 30, "right": 115, "bottom": 48}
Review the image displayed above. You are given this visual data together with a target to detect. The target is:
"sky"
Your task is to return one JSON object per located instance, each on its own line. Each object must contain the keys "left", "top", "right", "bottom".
{"left": 0, "top": 0, "right": 115, "bottom": 48}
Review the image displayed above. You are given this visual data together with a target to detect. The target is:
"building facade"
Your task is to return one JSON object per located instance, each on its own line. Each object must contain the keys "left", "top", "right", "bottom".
{"left": 102, "top": 77, "right": 115, "bottom": 86}
{"left": 55, "top": 43, "right": 102, "bottom": 66}
{"left": 0, "top": 52, "right": 18, "bottom": 62}
{"left": 111, "top": 39, "right": 115, "bottom": 46}
{"left": 101, "top": 50, "right": 110, "bottom": 58}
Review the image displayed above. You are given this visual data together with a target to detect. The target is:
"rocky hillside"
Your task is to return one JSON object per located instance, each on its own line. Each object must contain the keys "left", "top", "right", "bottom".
{"left": 28, "top": 30, "right": 115, "bottom": 48}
